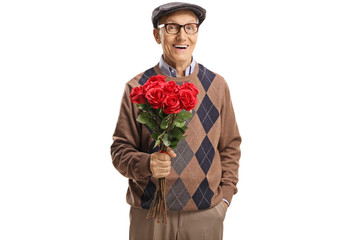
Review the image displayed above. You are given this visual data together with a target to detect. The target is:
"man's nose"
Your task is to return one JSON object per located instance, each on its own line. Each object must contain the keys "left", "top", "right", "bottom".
{"left": 176, "top": 27, "right": 187, "bottom": 40}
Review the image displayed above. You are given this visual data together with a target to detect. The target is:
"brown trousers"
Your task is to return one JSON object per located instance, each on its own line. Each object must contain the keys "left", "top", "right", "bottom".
{"left": 129, "top": 202, "right": 227, "bottom": 240}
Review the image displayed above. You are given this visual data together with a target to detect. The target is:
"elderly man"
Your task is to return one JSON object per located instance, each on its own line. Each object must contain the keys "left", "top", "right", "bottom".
{"left": 111, "top": 2, "right": 241, "bottom": 240}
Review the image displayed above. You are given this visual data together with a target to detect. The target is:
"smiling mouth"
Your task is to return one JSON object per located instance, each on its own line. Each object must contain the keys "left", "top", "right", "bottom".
{"left": 172, "top": 44, "right": 189, "bottom": 49}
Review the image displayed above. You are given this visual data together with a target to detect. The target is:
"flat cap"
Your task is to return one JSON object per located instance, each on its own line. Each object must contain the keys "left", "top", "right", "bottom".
{"left": 152, "top": 2, "right": 206, "bottom": 28}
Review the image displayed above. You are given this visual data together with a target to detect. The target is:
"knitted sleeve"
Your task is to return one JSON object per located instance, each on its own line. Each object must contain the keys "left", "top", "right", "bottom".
{"left": 110, "top": 83, "right": 152, "bottom": 180}
{"left": 218, "top": 80, "right": 242, "bottom": 205}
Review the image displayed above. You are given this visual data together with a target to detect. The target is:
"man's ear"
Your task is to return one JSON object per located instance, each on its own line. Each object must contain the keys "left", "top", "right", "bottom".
{"left": 153, "top": 28, "right": 161, "bottom": 44}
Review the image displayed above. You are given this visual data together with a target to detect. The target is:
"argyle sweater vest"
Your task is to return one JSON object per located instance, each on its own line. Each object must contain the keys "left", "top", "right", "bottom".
{"left": 111, "top": 63, "right": 241, "bottom": 211}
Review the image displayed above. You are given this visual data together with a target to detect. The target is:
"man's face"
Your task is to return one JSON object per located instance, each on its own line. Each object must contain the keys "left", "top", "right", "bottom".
{"left": 154, "top": 10, "right": 198, "bottom": 67}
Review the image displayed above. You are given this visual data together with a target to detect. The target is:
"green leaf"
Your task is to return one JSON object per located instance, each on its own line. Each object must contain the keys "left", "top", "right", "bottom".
{"left": 136, "top": 104, "right": 150, "bottom": 111}
{"left": 153, "top": 139, "right": 161, "bottom": 149}
{"left": 136, "top": 112, "right": 157, "bottom": 130}
{"left": 179, "top": 135, "right": 187, "bottom": 140}
{"left": 158, "top": 130, "right": 166, "bottom": 139}
{"left": 152, "top": 131, "right": 159, "bottom": 140}
{"left": 136, "top": 112, "right": 150, "bottom": 124}
{"left": 181, "top": 126, "right": 188, "bottom": 131}
{"left": 170, "top": 139, "right": 180, "bottom": 149}
{"left": 146, "top": 118, "right": 157, "bottom": 130}
{"left": 178, "top": 111, "right": 193, "bottom": 120}
{"left": 163, "top": 134, "right": 172, "bottom": 147}
{"left": 174, "top": 118, "right": 186, "bottom": 128}
{"left": 169, "top": 127, "right": 185, "bottom": 138}
{"left": 160, "top": 117, "right": 169, "bottom": 130}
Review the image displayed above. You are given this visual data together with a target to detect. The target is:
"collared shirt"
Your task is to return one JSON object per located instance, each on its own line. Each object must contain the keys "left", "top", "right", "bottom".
{"left": 159, "top": 55, "right": 196, "bottom": 78}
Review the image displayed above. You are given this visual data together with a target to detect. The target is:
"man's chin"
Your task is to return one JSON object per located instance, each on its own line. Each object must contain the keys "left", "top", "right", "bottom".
{"left": 171, "top": 55, "right": 192, "bottom": 63}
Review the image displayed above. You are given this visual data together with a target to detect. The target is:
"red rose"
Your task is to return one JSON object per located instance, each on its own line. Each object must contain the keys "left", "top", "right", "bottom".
{"left": 143, "top": 75, "right": 166, "bottom": 93}
{"left": 179, "top": 89, "right": 198, "bottom": 111}
{"left": 143, "top": 81, "right": 165, "bottom": 93}
{"left": 163, "top": 81, "right": 179, "bottom": 94}
{"left": 163, "top": 93, "right": 181, "bottom": 114}
{"left": 145, "top": 75, "right": 166, "bottom": 85}
{"left": 145, "top": 87, "right": 166, "bottom": 109}
{"left": 180, "top": 82, "right": 199, "bottom": 95}
{"left": 130, "top": 86, "right": 146, "bottom": 104}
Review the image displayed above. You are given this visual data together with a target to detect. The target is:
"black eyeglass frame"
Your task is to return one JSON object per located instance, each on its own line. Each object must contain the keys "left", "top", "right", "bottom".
{"left": 157, "top": 23, "right": 200, "bottom": 35}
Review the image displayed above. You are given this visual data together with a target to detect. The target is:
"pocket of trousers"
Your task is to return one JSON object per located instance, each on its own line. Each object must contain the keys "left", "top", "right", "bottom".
{"left": 217, "top": 201, "right": 227, "bottom": 220}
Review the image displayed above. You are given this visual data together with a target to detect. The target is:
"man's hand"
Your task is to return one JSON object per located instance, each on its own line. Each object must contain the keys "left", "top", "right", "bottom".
{"left": 150, "top": 147, "right": 176, "bottom": 178}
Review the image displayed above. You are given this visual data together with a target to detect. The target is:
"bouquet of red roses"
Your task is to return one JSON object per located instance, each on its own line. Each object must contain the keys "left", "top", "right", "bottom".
{"left": 130, "top": 75, "right": 199, "bottom": 223}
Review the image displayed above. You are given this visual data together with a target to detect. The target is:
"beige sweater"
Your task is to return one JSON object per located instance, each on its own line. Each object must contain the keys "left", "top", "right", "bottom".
{"left": 111, "top": 63, "right": 241, "bottom": 211}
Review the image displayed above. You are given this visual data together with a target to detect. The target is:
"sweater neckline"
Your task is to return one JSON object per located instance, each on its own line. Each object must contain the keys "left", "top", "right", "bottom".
{"left": 154, "top": 62, "right": 199, "bottom": 83}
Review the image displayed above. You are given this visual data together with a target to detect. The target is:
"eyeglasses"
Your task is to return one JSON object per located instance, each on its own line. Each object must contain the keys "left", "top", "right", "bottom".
{"left": 158, "top": 23, "right": 199, "bottom": 35}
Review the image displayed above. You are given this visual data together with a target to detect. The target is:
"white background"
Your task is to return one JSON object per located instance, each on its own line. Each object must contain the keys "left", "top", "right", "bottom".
{"left": 1, "top": 0, "right": 359, "bottom": 239}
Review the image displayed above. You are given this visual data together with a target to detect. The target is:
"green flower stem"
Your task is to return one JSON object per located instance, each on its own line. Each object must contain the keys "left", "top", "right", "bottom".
{"left": 152, "top": 115, "right": 161, "bottom": 132}
{"left": 147, "top": 112, "right": 179, "bottom": 224}
{"left": 167, "top": 113, "right": 178, "bottom": 134}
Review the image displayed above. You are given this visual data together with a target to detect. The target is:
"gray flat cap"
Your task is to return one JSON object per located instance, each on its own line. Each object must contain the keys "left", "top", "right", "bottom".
{"left": 152, "top": 2, "right": 206, "bottom": 28}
